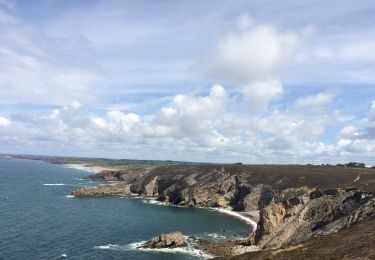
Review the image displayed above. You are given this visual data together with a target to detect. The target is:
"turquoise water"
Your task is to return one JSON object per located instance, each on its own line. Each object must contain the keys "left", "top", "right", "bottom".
{"left": 0, "top": 159, "right": 250, "bottom": 260}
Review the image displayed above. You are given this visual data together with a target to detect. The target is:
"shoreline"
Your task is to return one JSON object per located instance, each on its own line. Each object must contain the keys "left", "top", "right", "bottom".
{"left": 210, "top": 208, "right": 258, "bottom": 232}
{"left": 62, "top": 162, "right": 260, "bottom": 258}
{"left": 61, "top": 162, "right": 258, "bottom": 233}
{"left": 140, "top": 197, "right": 258, "bottom": 232}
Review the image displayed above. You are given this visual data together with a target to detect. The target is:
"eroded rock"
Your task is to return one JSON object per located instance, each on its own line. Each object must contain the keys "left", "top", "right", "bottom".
{"left": 139, "top": 231, "right": 188, "bottom": 249}
{"left": 255, "top": 188, "right": 375, "bottom": 249}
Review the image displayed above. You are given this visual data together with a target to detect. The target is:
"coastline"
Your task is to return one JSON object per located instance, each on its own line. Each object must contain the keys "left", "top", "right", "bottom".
{"left": 58, "top": 161, "right": 375, "bottom": 259}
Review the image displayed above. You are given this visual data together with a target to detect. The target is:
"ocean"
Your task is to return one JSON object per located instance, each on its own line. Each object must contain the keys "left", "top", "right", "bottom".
{"left": 0, "top": 159, "right": 251, "bottom": 260}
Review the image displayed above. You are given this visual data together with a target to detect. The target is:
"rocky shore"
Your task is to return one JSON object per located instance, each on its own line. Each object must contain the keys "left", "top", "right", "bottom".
{"left": 70, "top": 164, "right": 375, "bottom": 258}
{"left": 138, "top": 231, "right": 188, "bottom": 249}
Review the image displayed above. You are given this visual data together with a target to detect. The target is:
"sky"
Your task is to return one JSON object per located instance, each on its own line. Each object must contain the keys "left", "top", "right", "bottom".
{"left": 0, "top": 0, "right": 374, "bottom": 164}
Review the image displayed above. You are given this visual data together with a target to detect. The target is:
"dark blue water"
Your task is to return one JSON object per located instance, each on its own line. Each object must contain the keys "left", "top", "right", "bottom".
{"left": 0, "top": 160, "right": 250, "bottom": 260}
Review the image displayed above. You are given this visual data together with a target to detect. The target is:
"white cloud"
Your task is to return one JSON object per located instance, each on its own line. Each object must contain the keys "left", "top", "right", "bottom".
{"left": 364, "top": 101, "right": 375, "bottom": 138}
{"left": 335, "top": 101, "right": 375, "bottom": 160}
{"left": 0, "top": 6, "right": 102, "bottom": 105}
{"left": 294, "top": 92, "right": 334, "bottom": 108}
{"left": 150, "top": 84, "right": 227, "bottom": 139}
{"left": 208, "top": 21, "right": 306, "bottom": 85}
{"left": 242, "top": 80, "right": 283, "bottom": 114}
{"left": 2, "top": 86, "right": 373, "bottom": 164}
{"left": 339, "top": 126, "right": 358, "bottom": 139}
{"left": 1, "top": 3, "right": 375, "bottom": 164}
{"left": 369, "top": 101, "right": 375, "bottom": 120}
{"left": 0, "top": 116, "right": 10, "bottom": 126}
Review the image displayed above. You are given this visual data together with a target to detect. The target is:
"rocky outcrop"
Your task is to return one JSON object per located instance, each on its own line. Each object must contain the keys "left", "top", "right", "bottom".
{"left": 234, "top": 184, "right": 274, "bottom": 211}
{"left": 254, "top": 188, "right": 375, "bottom": 249}
{"left": 88, "top": 166, "right": 156, "bottom": 182}
{"left": 138, "top": 231, "right": 188, "bottom": 249}
{"left": 197, "top": 238, "right": 259, "bottom": 257}
{"left": 88, "top": 170, "right": 123, "bottom": 181}
{"left": 71, "top": 183, "right": 132, "bottom": 197}
{"left": 229, "top": 216, "right": 375, "bottom": 260}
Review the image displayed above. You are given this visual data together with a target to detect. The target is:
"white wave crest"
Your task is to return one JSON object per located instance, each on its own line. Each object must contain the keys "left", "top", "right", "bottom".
{"left": 204, "top": 233, "right": 227, "bottom": 239}
{"left": 141, "top": 199, "right": 167, "bottom": 206}
{"left": 138, "top": 245, "right": 212, "bottom": 258}
{"left": 95, "top": 241, "right": 212, "bottom": 259}
{"left": 43, "top": 183, "right": 66, "bottom": 186}
{"left": 94, "top": 244, "right": 121, "bottom": 250}
{"left": 63, "top": 164, "right": 102, "bottom": 173}
{"left": 65, "top": 195, "right": 75, "bottom": 198}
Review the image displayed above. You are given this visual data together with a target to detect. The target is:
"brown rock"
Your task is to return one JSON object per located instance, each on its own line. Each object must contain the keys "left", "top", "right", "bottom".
{"left": 139, "top": 231, "right": 188, "bottom": 249}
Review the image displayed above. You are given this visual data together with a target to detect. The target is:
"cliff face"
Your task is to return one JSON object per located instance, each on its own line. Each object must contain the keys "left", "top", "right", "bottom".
{"left": 74, "top": 166, "right": 270, "bottom": 211}
{"left": 255, "top": 188, "right": 375, "bottom": 249}
{"left": 71, "top": 164, "right": 375, "bottom": 254}
{"left": 228, "top": 216, "right": 375, "bottom": 260}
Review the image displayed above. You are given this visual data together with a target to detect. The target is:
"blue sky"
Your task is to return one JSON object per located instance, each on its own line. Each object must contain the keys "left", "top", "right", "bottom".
{"left": 0, "top": 0, "right": 374, "bottom": 164}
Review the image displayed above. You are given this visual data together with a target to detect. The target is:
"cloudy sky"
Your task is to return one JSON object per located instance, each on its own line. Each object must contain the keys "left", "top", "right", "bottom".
{"left": 0, "top": 0, "right": 374, "bottom": 164}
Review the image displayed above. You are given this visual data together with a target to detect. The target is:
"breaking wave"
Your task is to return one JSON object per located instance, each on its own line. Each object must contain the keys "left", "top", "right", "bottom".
{"left": 63, "top": 164, "right": 102, "bottom": 173}
{"left": 95, "top": 241, "right": 212, "bottom": 259}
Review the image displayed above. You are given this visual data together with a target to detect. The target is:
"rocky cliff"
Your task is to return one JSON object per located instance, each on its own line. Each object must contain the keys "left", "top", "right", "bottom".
{"left": 254, "top": 187, "right": 375, "bottom": 249}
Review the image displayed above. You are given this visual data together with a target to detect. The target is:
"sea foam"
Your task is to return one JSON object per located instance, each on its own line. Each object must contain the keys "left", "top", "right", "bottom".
{"left": 204, "top": 233, "right": 227, "bottom": 239}
{"left": 141, "top": 199, "right": 167, "bottom": 206}
{"left": 95, "top": 241, "right": 212, "bottom": 259}
{"left": 94, "top": 244, "right": 121, "bottom": 250}
{"left": 43, "top": 183, "right": 66, "bottom": 186}
{"left": 138, "top": 244, "right": 212, "bottom": 258}
{"left": 63, "top": 164, "right": 102, "bottom": 173}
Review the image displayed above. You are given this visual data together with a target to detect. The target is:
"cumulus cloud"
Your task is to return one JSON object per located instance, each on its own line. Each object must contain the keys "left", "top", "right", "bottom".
{"left": 292, "top": 92, "right": 335, "bottom": 115}
{"left": 1, "top": 85, "right": 373, "bottom": 164}
{"left": 335, "top": 101, "right": 375, "bottom": 160}
{"left": 339, "top": 126, "right": 358, "bottom": 139}
{"left": 242, "top": 80, "right": 283, "bottom": 114}
{"left": 208, "top": 18, "right": 307, "bottom": 85}
{"left": 363, "top": 101, "right": 375, "bottom": 139}
{"left": 0, "top": 116, "right": 10, "bottom": 126}
{"left": 294, "top": 92, "right": 333, "bottom": 108}
{"left": 149, "top": 84, "right": 227, "bottom": 142}
{"left": 1, "top": 3, "right": 374, "bottom": 164}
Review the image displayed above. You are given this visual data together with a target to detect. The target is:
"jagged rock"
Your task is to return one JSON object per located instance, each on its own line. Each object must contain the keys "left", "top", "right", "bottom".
{"left": 255, "top": 188, "right": 375, "bottom": 249}
{"left": 88, "top": 170, "right": 122, "bottom": 181}
{"left": 144, "top": 176, "right": 159, "bottom": 196}
{"left": 236, "top": 184, "right": 274, "bottom": 211}
{"left": 71, "top": 183, "right": 131, "bottom": 197}
{"left": 139, "top": 231, "right": 188, "bottom": 248}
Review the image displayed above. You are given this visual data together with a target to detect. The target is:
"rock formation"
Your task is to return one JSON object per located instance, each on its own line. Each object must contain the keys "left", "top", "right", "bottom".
{"left": 138, "top": 231, "right": 188, "bottom": 249}
{"left": 255, "top": 188, "right": 375, "bottom": 249}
